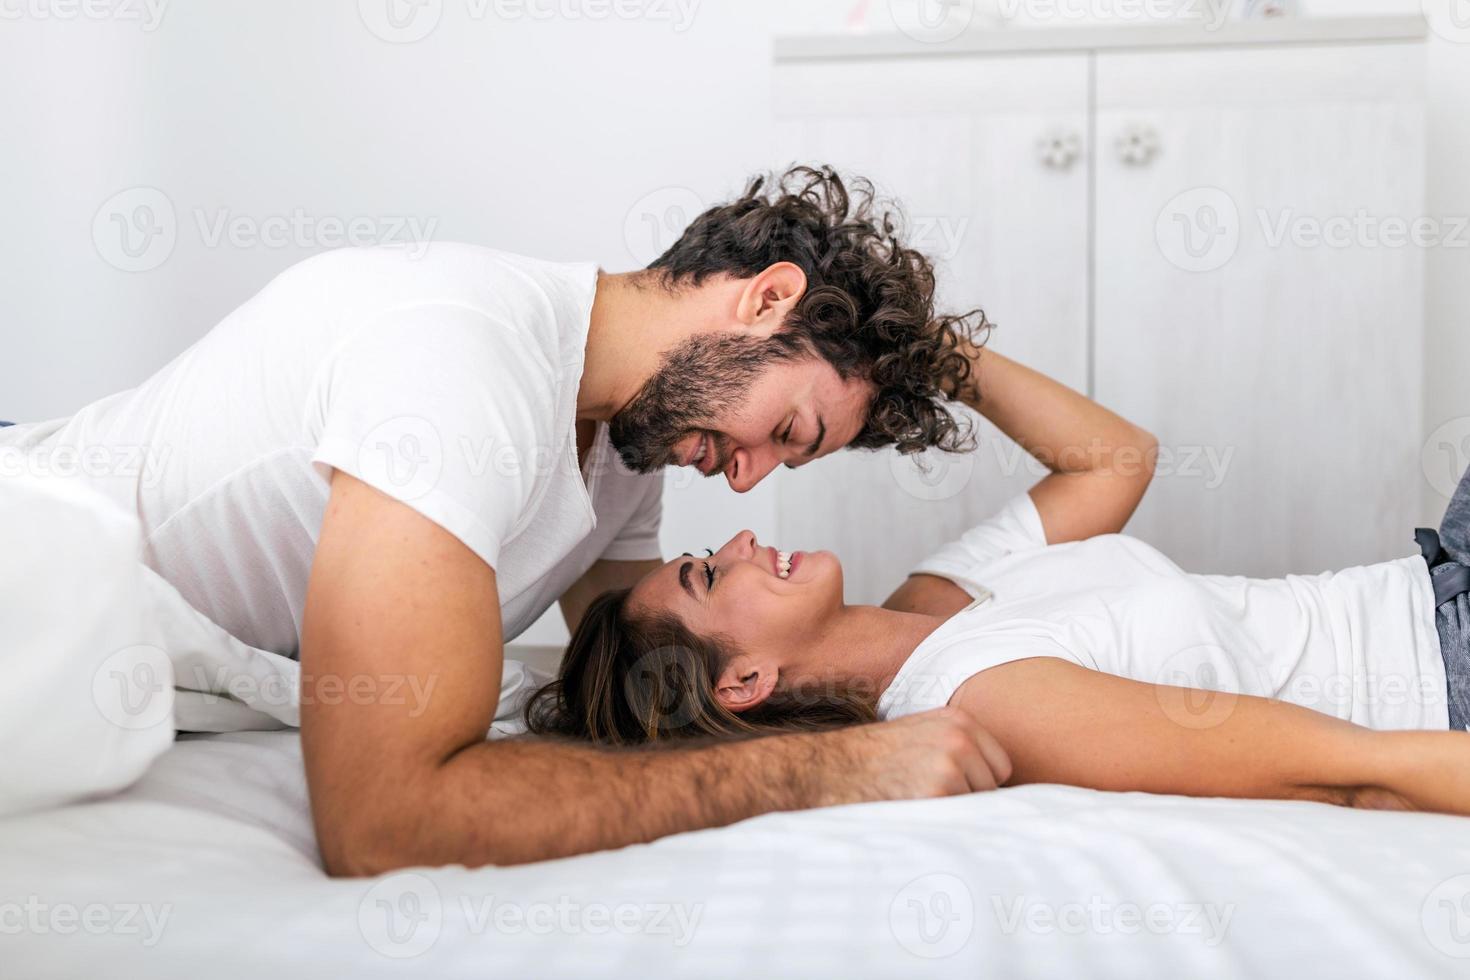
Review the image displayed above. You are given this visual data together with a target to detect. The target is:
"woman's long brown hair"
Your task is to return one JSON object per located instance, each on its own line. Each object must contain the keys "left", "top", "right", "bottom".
{"left": 524, "top": 589, "right": 875, "bottom": 746}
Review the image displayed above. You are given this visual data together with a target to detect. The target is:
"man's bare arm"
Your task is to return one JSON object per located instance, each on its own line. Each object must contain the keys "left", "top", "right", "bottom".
{"left": 302, "top": 472, "right": 1011, "bottom": 875}
{"left": 559, "top": 558, "right": 661, "bottom": 635}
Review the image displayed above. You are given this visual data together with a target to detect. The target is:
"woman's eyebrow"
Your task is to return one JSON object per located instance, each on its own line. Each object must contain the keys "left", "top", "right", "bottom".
{"left": 678, "top": 561, "right": 696, "bottom": 600}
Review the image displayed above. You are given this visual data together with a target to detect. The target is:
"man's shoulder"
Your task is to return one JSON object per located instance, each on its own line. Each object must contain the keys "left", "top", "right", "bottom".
{"left": 278, "top": 244, "right": 598, "bottom": 368}
{"left": 290, "top": 243, "right": 593, "bottom": 299}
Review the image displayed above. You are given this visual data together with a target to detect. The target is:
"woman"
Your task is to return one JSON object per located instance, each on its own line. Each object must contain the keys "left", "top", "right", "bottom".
{"left": 527, "top": 345, "right": 1470, "bottom": 815}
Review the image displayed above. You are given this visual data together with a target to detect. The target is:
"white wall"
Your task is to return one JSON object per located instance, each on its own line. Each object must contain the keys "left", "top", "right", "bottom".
{"left": 0, "top": 0, "right": 854, "bottom": 643}
{"left": 1420, "top": 11, "right": 1470, "bottom": 524}
{"left": 3, "top": 0, "right": 1467, "bottom": 644}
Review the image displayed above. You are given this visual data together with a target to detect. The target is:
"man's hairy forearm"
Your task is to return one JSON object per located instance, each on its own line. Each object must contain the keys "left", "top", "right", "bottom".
{"left": 339, "top": 730, "right": 839, "bottom": 873}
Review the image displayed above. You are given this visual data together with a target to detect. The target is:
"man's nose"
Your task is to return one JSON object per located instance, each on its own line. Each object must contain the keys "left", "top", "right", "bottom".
{"left": 725, "top": 444, "right": 781, "bottom": 494}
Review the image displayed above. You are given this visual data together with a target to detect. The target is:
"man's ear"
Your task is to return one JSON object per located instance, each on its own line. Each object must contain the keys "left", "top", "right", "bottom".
{"left": 733, "top": 262, "right": 807, "bottom": 336}
{"left": 714, "top": 655, "right": 779, "bottom": 714}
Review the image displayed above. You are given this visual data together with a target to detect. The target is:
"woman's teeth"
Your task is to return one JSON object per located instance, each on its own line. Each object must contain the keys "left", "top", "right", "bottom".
{"left": 777, "top": 550, "right": 792, "bottom": 579}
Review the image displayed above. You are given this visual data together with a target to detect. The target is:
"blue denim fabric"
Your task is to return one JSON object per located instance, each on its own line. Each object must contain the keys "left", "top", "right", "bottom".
{"left": 1432, "top": 466, "right": 1470, "bottom": 731}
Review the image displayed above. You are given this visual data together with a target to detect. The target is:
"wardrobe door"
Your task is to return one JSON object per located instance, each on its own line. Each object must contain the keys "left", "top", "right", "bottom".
{"left": 772, "top": 53, "right": 1091, "bottom": 602}
{"left": 1093, "top": 42, "right": 1426, "bottom": 576}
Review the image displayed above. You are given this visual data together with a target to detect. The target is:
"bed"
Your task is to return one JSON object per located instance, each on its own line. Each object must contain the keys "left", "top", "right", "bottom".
{"left": 5, "top": 722, "right": 1470, "bottom": 979}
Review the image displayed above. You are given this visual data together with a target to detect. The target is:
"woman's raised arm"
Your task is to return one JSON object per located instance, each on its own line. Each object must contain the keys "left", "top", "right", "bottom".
{"left": 883, "top": 347, "right": 1158, "bottom": 617}
{"left": 960, "top": 344, "right": 1158, "bottom": 545}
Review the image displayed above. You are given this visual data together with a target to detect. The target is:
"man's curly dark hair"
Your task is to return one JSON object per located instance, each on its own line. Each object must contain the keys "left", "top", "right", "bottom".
{"left": 645, "top": 165, "right": 991, "bottom": 455}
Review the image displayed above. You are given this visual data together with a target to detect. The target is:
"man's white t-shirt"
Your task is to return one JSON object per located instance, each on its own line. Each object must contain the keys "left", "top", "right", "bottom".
{"left": 878, "top": 494, "right": 1449, "bottom": 732}
{"left": 0, "top": 244, "right": 663, "bottom": 655}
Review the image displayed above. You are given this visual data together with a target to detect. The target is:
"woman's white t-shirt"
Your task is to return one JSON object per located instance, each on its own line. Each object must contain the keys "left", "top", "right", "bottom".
{"left": 877, "top": 494, "right": 1449, "bottom": 731}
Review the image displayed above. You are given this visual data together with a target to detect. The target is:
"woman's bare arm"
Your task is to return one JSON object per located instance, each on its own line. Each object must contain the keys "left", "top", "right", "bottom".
{"left": 959, "top": 344, "right": 1158, "bottom": 546}
{"left": 884, "top": 347, "right": 1158, "bottom": 617}
{"left": 950, "top": 657, "right": 1470, "bottom": 814}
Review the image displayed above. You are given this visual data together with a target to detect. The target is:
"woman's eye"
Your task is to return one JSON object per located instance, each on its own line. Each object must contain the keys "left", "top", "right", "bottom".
{"left": 703, "top": 562, "right": 716, "bottom": 590}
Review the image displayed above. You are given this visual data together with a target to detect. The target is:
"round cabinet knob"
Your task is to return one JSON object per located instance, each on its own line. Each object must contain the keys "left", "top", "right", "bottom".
{"left": 1116, "top": 123, "right": 1161, "bottom": 166}
{"left": 1037, "top": 129, "right": 1083, "bottom": 171}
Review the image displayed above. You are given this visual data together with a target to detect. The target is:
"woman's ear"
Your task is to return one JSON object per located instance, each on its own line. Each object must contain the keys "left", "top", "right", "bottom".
{"left": 714, "top": 655, "right": 778, "bottom": 714}
{"left": 733, "top": 261, "right": 806, "bottom": 336}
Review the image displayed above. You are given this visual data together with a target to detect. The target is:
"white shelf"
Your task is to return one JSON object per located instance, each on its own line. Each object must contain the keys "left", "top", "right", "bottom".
{"left": 774, "top": 14, "right": 1428, "bottom": 62}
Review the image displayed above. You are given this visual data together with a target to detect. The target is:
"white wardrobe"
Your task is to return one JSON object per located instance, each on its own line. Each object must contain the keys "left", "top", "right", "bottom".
{"left": 770, "top": 17, "right": 1429, "bottom": 604}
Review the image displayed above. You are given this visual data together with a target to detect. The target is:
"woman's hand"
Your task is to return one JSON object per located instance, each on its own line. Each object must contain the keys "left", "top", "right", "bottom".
{"left": 958, "top": 344, "right": 1158, "bottom": 545}
{"left": 1355, "top": 730, "right": 1470, "bottom": 816}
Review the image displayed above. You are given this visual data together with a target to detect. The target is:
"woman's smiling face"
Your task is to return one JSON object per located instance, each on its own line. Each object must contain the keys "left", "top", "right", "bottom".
{"left": 626, "top": 530, "right": 845, "bottom": 678}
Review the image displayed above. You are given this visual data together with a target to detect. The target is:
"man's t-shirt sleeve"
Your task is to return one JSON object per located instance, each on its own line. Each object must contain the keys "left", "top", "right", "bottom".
{"left": 310, "top": 305, "right": 559, "bottom": 571}
{"left": 600, "top": 472, "right": 664, "bottom": 562}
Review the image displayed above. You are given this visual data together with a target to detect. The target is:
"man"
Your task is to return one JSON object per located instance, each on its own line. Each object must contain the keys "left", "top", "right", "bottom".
{"left": 0, "top": 166, "right": 1010, "bottom": 872}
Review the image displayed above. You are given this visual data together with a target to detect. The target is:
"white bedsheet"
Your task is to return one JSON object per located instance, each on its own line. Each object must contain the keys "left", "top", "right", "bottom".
{"left": 4, "top": 730, "right": 1470, "bottom": 978}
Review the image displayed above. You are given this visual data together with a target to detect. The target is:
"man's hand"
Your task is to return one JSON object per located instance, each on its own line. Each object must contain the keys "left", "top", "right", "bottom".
{"left": 816, "top": 707, "right": 1013, "bottom": 806}
{"left": 301, "top": 472, "right": 1014, "bottom": 876}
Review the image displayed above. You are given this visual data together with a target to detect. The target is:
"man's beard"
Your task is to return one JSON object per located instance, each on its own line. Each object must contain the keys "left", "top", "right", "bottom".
{"left": 609, "top": 333, "right": 800, "bottom": 475}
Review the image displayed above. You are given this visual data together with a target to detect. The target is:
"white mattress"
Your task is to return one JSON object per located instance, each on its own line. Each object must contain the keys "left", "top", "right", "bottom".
{"left": 4, "top": 729, "right": 1470, "bottom": 978}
